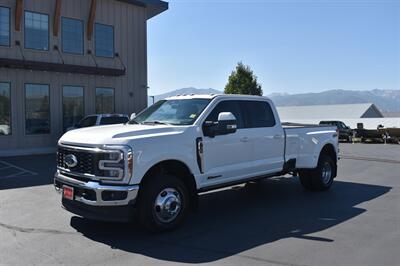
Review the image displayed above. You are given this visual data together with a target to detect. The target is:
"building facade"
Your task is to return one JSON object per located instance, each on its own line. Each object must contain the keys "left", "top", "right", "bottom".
{"left": 0, "top": 0, "right": 167, "bottom": 155}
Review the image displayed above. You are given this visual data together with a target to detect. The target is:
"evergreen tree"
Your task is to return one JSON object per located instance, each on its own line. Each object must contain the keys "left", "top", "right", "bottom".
{"left": 224, "top": 62, "right": 263, "bottom": 96}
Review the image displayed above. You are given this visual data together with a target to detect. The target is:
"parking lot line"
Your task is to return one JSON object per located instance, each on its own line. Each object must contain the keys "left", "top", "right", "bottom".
{"left": 0, "top": 160, "right": 38, "bottom": 179}
{"left": 341, "top": 155, "right": 400, "bottom": 164}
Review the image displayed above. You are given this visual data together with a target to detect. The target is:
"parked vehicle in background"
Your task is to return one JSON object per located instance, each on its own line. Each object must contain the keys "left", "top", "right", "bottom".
{"left": 379, "top": 127, "right": 400, "bottom": 144}
{"left": 0, "top": 124, "right": 10, "bottom": 135}
{"left": 55, "top": 94, "right": 339, "bottom": 232}
{"left": 355, "top": 123, "right": 385, "bottom": 143}
{"left": 67, "top": 114, "right": 129, "bottom": 131}
{"left": 319, "top": 120, "right": 354, "bottom": 142}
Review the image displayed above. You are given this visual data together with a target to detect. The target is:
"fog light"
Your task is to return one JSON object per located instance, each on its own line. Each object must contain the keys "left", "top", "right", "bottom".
{"left": 102, "top": 191, "right": 127, "bottom": 201}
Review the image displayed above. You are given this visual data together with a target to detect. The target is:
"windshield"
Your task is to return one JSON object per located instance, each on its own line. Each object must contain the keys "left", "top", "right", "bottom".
{"left": 130, "top": 99, "right": 211, "bottom": 125}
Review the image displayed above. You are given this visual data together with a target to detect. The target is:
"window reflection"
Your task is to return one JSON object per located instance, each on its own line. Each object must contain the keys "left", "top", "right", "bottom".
{"left": 25, "top": 84, "right": 50, "bottom": 135}
{"left": 24, "top": 11, "right": 49, "bottom": 50}
{"left": 0, "top": 7, "right": 10, "bottom": 46}
{"left": 95, "top": 24, "right": 114, "bottom": 57}
{"left": 63, "top": 86, "right": 84, "bottom": 132}
{"left": 0, "top": 83, "right": 11, "bottom": 135}
{"left": 96, "top": 88, "right": 115, "bottom": 114}
{"left": 62, "top": 17, "right": 83, "bottom": 54}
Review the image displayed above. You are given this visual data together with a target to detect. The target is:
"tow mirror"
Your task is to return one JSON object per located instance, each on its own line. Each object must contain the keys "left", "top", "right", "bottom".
{"left": 130, "top": 113, "right": 136, "bottom": 120}
{"left": 217, "top": 112, "right": 237, "bottom": 135}
{"left": 203, "top": 112, "right": 237, "bottom": 138}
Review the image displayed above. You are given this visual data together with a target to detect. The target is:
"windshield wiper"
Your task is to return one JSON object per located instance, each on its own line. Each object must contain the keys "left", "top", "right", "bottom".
{"left": 142, "top": 121, "right": 170, "bottom": 125}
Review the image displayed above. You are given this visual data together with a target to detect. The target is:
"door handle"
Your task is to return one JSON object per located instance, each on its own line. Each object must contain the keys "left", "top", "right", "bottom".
{"left": 273, "top": 134, "right": 282, "bottom": 139}
{"left": 240, "top": 137, "right": 249, "bottom": 142}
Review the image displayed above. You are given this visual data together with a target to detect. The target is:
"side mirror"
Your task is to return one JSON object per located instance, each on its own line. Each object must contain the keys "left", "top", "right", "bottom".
{"left": 203, "top": 112, "right": 237, "bottom": 137}
{"left": 130, "top": 113, "right": 136, "bottom": 120}
{"left": 217, "top": 112, "right": 237, "bottom": 135}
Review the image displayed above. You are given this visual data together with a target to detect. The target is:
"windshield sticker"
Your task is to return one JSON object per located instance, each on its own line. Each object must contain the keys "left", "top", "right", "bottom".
{"left": 190, "top": 114, "right": 197, "bottom": 119}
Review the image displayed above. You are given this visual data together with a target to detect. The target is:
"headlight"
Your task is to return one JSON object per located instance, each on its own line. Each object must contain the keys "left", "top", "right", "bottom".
{"left": 98, "top": 145, "right": 133, "bottom": 181}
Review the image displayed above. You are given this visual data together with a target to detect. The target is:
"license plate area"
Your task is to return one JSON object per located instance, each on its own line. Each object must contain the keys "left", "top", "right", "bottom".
{"left": 62, "top": 185, "right": 74, "bottom": 200}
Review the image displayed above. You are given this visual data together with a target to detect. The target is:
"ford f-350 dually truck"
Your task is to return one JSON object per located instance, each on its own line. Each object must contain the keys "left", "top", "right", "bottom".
{"left": 54, "top": 94, "right": 339, "bottom": 232}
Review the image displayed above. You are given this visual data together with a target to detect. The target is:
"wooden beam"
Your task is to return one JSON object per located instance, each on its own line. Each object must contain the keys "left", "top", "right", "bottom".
{"left": 15, "top": 0, "right": 23, "bottom": 31}
{"left": 53, "top": 0, "right": 62, "bottom": 36}
{"left": 87, "top": 0, "right": 97, "bottom": 41}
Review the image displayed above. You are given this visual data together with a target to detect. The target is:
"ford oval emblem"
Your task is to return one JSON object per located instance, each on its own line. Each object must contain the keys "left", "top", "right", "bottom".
{"left": 64, "top": 154, "right": 78, "bottom": 168}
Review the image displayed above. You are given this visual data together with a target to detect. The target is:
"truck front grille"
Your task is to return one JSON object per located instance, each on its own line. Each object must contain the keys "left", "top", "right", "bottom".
{"left": 57, "top": 147, "right": 97, "bottom": 175}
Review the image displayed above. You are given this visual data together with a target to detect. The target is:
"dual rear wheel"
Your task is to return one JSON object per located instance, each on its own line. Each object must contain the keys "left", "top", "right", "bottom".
{"left": 299, "top": 154, "right": 335, "bottom": 191}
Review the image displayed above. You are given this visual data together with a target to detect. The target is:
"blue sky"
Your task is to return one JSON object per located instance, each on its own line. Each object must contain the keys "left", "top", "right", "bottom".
{"left": 147, "top": 0, "right": 399, "bottom": 95}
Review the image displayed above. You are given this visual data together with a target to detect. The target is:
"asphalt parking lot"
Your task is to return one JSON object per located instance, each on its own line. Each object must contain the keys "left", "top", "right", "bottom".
{"left": 0, "top": 143, "right": 399, "bottom": 266}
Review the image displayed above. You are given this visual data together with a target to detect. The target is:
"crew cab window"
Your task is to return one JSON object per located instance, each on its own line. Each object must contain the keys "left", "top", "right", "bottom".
{"left": 240, "top": 101, "right": 276, "bottom": 128}
{"left": 205, "top": 100, "right": 245, "bottom": 129}
{"left": 77, "top": 116, "right": 97, "bottom": 128}
{"left": 100, "top": 116, "right": 129, "bottom": 125}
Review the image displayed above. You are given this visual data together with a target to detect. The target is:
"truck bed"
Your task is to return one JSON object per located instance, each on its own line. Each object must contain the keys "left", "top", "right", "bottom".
{"left": 281, "top": 122, "right": 338, "bottom": 169}
{"left": 282, "top": 122, "right": 333, "bottom": 129}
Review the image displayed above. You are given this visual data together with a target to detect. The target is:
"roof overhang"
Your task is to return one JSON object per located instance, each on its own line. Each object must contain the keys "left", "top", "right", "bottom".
{"left": 117, "top": 0, "right": 168, "bottom": 19}
{"left": 0, "top": 58, "right": 125, "bottom": 76}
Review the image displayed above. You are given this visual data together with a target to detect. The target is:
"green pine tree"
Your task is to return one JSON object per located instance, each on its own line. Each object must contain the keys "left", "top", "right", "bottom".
{"left": 224, "top": 62, "right": 263, "bottom": 96}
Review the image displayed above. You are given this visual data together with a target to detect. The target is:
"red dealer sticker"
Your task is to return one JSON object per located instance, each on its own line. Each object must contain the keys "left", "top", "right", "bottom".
{"left": 62, "top": 185, "right": 74, "bottom": 201}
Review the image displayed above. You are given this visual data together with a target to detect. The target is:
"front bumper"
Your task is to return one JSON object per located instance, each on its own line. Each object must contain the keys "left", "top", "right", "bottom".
{"left": 54, "top": 171, "right": 139, "bottom": 222}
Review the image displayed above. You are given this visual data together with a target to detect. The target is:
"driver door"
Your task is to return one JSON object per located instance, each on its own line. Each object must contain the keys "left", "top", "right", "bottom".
{"left": 200, "top": 100, "right": 254, "bottom": 187}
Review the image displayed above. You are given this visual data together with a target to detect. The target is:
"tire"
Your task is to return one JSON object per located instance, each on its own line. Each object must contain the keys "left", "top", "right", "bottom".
{"left": 137, "top": 173, "right": 189, "bottom": 232}
{"left": 299, "top": 170, "right": 313, "bottom": 190}
{"left": 299, "top": 154, "right": 335, "bottom": 191}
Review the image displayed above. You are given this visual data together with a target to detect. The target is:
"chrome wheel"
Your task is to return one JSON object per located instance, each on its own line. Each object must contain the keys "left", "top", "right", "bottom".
{"left": 153, "top": 188, "right": 182, "bottom": 223}
{"left": 321, "top": 162, "right": 332, "bottom": 185}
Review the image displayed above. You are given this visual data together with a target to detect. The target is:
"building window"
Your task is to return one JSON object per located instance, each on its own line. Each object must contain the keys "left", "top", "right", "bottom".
{"left": 95, "top": 23, "right": 114, "bottom": 57}
{"left": 63, "top": 86, "right": 84, "bottom": 132}
{"left": 24, "top": 11, "right": 49, "bottom": 51}
{"left": 0, "top": 83, "right": 11, "bottom": 136}
{"left": 25, "top": 84, "right": 50, "bottom": 135}
{"left": 96, "top": 88, "right": 115, "bottom": 114}
{"left": 0, "top": 7, "right": 10, "bottom": 46}
{"left": 62, "top": 17, "right": 83, "bottom": 54}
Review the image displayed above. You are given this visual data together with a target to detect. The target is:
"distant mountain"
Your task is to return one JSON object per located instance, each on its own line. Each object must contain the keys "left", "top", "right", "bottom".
{"left": 268, "top": 89, "right": 400, "bottom": 112}
{"left": 151, "top": 88, "right": 400, "bottom": 112}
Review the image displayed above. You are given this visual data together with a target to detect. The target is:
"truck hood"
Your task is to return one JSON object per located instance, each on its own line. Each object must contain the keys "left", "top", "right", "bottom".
{"left": 59, "top": 124, "right": 187, "bottom": 146}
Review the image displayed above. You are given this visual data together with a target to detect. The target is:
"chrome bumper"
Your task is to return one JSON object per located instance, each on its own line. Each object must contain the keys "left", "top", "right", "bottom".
{"left": 54, "top": 171, "right": 139, "bottom": 207}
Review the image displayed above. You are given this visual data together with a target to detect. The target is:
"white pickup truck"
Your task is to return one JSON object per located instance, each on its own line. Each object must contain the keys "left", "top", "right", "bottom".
{"left": 55, "top": 94, "right": 339, "bottom": 232}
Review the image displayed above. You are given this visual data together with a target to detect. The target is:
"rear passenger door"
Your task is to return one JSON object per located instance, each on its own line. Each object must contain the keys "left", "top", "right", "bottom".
{"left": 240, "top": 100, "right": 285, "bottom": 174}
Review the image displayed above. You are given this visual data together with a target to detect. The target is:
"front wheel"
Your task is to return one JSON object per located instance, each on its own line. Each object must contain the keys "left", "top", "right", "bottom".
{"left": 137, "top": 174, "right": 189, "bottom": 232}
{"left": 299, "top": 154, "right": 335, "bottom": 191}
